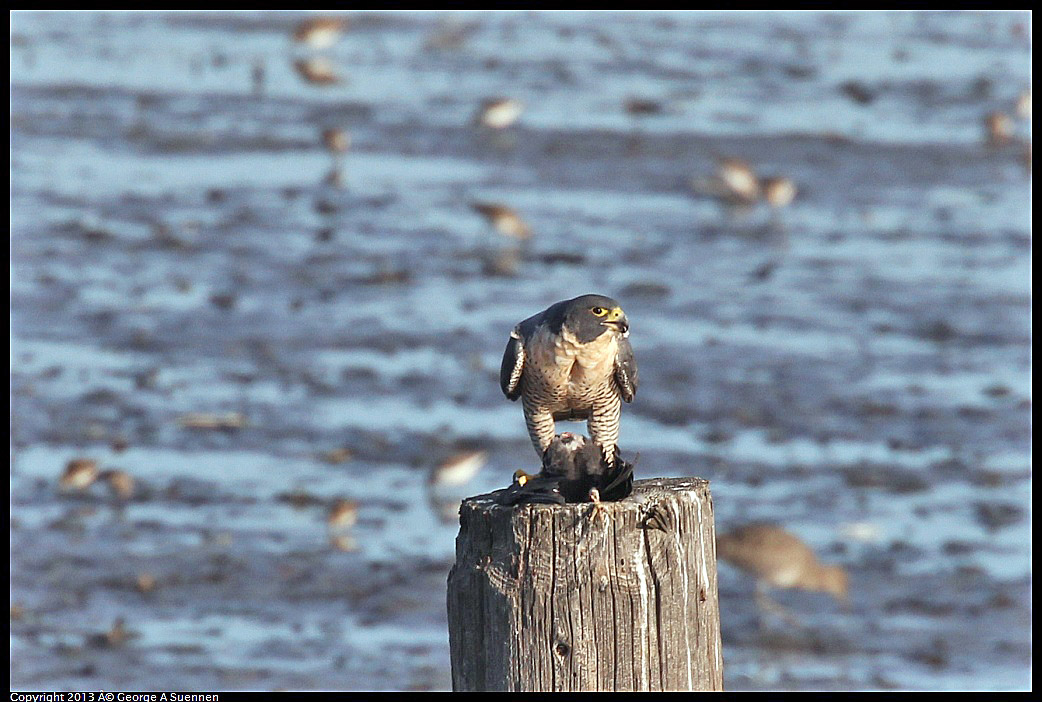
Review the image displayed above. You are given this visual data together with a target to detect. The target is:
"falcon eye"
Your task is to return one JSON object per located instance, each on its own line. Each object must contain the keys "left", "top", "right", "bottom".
{"left": 591, "top": 307, "right": 607, "bottom": 317}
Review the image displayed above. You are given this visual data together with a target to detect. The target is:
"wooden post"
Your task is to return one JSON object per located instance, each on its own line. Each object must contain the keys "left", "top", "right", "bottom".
{"left": 447, "top": 477, "right": 723, "bottom": 691}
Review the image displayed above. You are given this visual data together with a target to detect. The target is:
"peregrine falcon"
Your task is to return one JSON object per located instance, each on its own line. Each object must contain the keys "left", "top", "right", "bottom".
{"left": 500, "top": 294, "right": 638, "bottom": 466}
{"left": 495, "top": 432, "right": 633, "bottom": 506}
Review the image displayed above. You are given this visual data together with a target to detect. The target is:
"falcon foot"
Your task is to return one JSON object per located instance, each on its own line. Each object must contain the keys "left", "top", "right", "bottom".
{"left": 494, "top": 434, "right": 634, "bottom": 507}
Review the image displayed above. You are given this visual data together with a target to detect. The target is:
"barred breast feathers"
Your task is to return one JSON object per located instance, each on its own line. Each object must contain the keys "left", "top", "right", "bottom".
{"left": 521, "top": 325, "right": 620, "bottom": 410}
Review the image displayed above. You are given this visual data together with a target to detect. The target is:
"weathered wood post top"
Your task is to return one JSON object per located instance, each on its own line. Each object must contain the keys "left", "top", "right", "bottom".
{"left": 447, "top": 477, "right": 724, "bottom": 691}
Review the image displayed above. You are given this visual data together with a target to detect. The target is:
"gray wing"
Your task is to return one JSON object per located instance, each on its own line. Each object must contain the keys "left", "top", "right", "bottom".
{"left": 499, "top": 327, "right": 526, "bottom": 400}
{"left": 614, "top": 336, "right": 638, "bottom": 403}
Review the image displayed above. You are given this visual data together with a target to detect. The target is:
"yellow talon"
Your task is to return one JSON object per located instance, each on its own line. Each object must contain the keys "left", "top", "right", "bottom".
{"left": 513, "top": 469, "right": 534, "bottom": 487}
{"left": 589, "top": 487, "right": 610, "bottom": 523}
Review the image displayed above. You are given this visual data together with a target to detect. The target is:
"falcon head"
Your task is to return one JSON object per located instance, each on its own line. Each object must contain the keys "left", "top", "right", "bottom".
{"left": 553, "top": 294, "right": 629, "bottom": 343}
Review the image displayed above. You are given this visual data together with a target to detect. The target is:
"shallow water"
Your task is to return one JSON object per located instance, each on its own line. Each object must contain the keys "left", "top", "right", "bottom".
{"left": 10, "top": 10, "right": 1031, "bottom": 691}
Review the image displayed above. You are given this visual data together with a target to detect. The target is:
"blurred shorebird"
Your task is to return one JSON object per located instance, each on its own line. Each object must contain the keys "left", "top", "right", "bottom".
{"left": 427, "top": 492, "right": 463, "bottom": 525}
{"left": 324, "top": 497, "right": 359, "bottom": 551}
{"left": 327, "top": 498, "right": 360, "bottom": 530}
{"left": 474, "top": 97, "right": 524, "bottom": 129}
{"left": 88, "top": 617, "right": 134, "bottom": 648}
{"left": 717, "top": 524, "right": 849, "bottom": 622}
{"left": 984, "top": 111, "right": 1015, "bottom": 146}
{"left": 763, "top": 176, "right": 798, "bottom": 209}
{"left": 429, "top": 450, "right": 488, "bottom": 489}
{"left": 99, "top": 469, "right": 135, "bottom": 501}
{"left": 322, "top": 127, "right": 351, "bottom": 186}
{"left": 715, "top": 158, "right": 761, "bottom": 204}
{"left": 481, "top": 247, "right": 522, "bottom": 278}
{"left": 136, "top": 573, "right": 157, "bottom": 594}
{"left": 60, "top": 459, "right": 99, "bottom": 491}
{"left": 692, "top": 157, "right": 761, "bottom": 206}
{"left": 293, "top": 16, "right": 348, "bottom": 50}
{"left": 424, "top": 19, "right": 479, "bottom": 51}
{"left": 293, "top": 57, "right": 341, "bottom": 86}
{"left": 1016, "top": 89, "right": 1031, "bottom": 120}
{"left": 251, "top": 57, "right": 266, "bottom": 97}
{"left": 178, "top": 412, "right": 247, "bottom": 430}
{"left": 319, "top": 447, "right": 354, "bottom": 465}
{"left": 330, "top": 534, "right": 358, "bottom": 552}
{"left": 323, "top": 127, "right": 351, "bottom": 157}
{"left": 624, "top": 97, "right": 664, "bottom": 116}
{"left": 839, "top": 521, "right": 881, "bottom": 543}
{"left": 470, "top": 202, "right": 532, "bottom": 240}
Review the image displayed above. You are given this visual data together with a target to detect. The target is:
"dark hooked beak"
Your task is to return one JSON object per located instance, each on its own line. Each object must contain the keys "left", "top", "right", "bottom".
{"left": 602, "top": 317, "right": 629, "bottom": 335}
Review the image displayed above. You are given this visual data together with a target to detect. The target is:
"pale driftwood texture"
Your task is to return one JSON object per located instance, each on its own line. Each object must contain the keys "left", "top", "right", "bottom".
{"left": 447, "top": 477, "right": 723, "bottom": 691}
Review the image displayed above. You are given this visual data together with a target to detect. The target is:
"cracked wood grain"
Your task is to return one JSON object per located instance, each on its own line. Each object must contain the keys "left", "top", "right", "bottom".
{"left": 447, "top": 477, "right": 724, "bottom": 691}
